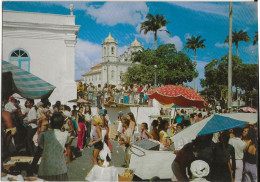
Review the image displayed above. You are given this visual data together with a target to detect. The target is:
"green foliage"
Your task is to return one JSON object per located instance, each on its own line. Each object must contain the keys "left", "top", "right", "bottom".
{"left": 253, "top": 31, "right": 258, "bottom": 45}
{"left": 183, "top": 35, "right": 206, "bottom": 55}
{"left": 200, "top": 54, "right": 258, "bottom": 100}
{"left": 123, "top": 44, "right": 197, "bottom": 86}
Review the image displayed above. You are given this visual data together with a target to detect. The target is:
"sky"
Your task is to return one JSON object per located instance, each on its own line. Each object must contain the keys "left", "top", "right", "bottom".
{"left": 3, "top": 1, "right": 259, "bottom": 90}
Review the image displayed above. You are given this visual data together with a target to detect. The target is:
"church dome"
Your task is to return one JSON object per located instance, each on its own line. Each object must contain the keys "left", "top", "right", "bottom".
{"left": 131, "top": 38, "right": 141, "bottom": 47}
{"left": 104, "top": 33, "right": 115, "bottom": 43}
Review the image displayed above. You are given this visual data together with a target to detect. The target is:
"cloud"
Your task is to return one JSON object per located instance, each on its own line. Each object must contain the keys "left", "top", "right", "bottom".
{"left": 158, "top": 28, "right": 183, "bottom": 51}
{"left": 170, "top": 2, "right": 228, "bottom": 17}
{"left": 75, "top": 39, "right": 102, "bottom": 79}
{"left": 215, "top": 42, "right": 228, "bottom": 48}
{"left": 184, "top": 33, "right": 191, "bottom": 40}
{"left": 86, "top": 2, "right": 149, "bottom": 26}
{"left": 118, "top": 46, "right": 129, "bottom": 55}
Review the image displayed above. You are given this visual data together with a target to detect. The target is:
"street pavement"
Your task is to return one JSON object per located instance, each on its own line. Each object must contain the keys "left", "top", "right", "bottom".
{"left": 67, "top": 139, "right": 125, "bottom": 181}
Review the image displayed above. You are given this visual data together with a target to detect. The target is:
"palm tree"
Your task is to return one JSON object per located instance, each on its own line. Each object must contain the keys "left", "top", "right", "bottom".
{"left": 253, "top": 31, "right": 258, "bottom": 45}
{"left": 183, "top": 35, "right": 206, "bottom": 90}
{"left": 140, "top": 14, "right": 171, "bottom": 49}
{"left": 224, "top": 30, "right": 251, "bottom": 56}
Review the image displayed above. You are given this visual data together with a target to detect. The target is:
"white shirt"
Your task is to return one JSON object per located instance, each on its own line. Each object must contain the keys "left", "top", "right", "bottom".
{"left": 28, "top": 107, "right": 37, "bottom": 128}
{"left": 229, "top": 137, "right": 247, "bottom": 160}
{"left": 4, "top": 102, "right": 17, "bottom": 113}
{"left": 85, "top": 165, "right": 118, "bottom": 182}
{"left": 38, "top": 129, "right": 69, "bottom": 176}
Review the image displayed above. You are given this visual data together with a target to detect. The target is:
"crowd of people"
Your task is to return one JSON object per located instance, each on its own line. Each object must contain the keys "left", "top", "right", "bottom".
{"left": 1, "top": 95, "right": 258, "bottom": 181}
{"left": 77, "top": 81, "right": 154, "bottom": 106}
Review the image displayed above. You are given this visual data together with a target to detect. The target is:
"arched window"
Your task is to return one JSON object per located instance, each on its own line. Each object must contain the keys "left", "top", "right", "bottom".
{"left": 9, "top": 49, "right": 30, "bottom": 72}
{"left": 111, "top": 70, "right": 115, "bottom": 80}
{"left": 111, "top": 47, "right": 114, "bottom": 55}
{"left": 104, "top": 47, "right": 106, "bottom": 56}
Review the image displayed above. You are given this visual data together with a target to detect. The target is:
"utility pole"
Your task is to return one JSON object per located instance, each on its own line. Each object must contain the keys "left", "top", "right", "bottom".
{"left": 228, "top": 2, "right": 233, "bottom": 108}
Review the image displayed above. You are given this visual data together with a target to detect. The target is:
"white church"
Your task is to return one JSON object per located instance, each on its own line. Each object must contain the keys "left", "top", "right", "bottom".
{"left": 2, "top": 8, "right": 80, "bottom": 103}
{"left": 82, "top": 33, "right": 143, "bottom": 86}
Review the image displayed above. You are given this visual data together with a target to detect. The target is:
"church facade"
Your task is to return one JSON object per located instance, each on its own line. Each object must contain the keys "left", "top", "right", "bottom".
{"left": 2, "top": 10, "right": 80, "bottom": 103}
{"left": 82, "top": 33, "right": 143, "bottom": 86}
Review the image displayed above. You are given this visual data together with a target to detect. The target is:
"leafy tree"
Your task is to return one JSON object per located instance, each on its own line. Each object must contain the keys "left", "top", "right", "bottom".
{"left": 253, "top": 31, "right": 258, "bottom": 45}
{"left": 183, "top": 35, "right": 206, "bottom": 90}
{"left": 201, "top": 54, "right": 258, "bottom": 101}
{"left": 140, "top": 14, "right": 171, "bottom": 49}
{"left": 224, "top": 30, "right": 251, "bottom": 56}
{"left": 123, "top": 44, "right": 197, "bottom": 86}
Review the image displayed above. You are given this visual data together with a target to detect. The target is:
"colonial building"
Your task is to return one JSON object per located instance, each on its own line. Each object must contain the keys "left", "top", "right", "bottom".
{"left": 2, "top": 9, "right": 80, "bottom": 103}
{"left": 82, "top": 33, "right": 143, "bottom": 86}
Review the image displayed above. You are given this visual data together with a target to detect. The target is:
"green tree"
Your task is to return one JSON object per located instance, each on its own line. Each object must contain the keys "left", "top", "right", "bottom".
{"left": 183, "top": 35, "right": 206, "bottom": 90}
{"left": 123, "top": 44, "right": 197, "bottom": 86}
{"left": 224, "top": 30, "right": 251, "bottom": 56}
{"left": 200, "top": 55, "right": 243, "bottom": 99}
{"left": 253, "top": 31, "right": 258, "bottom": 45}
{"left": 140, "top": 14, "right": 171, "bottom": 49}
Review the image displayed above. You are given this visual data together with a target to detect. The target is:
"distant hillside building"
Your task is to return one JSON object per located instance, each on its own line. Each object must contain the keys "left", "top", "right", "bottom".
{"left": 2, "top": 10, "right": 80, "bottom": 103}
{"left": 82, "top": 33, "right": 143, "bottom": 86}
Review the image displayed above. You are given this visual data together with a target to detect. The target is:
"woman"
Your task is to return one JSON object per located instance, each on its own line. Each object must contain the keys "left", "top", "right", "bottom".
{"left": 38, "top": 112, "right": 69, "bottom": 181}
{"left": 127, "top": 112, "right": 136, "bottom": 134}
{"left": 63, "top": 117, "right": 76, "bottom": 163}
{"left": 89, "top": 116, "right": 103, "bottom": 165}
{"left": 76, "top": 107, "right": 86, "bottom": 151}
{"left": 242, "top": 126, "right": 251, "bottom": 150}
{"left": 101, "top": 110, "right": 113, "bottom": 152}
{"left": 211, "top": 131, "right": 235, "bottom": 182}
{"left": 243, "top": 128, "right": 257, "bottom": 182}
{"left": 158, "top": 119, "right": 172, "bottom": 150}
{"left": 123, "top": 86, "right": 130, "bottom": 104}
{"left": 84, "top": 105, "right": 92, "bottom": 148}
{"left": 150, "top": 120, "right": 159, "bottom": 141}
{"left": 139, "top": 122, "right": 153, "bottom": 140}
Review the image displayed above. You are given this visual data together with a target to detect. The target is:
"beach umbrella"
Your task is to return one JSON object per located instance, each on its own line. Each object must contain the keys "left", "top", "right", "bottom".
{"left": 147, "top": 85, "right": 207, "bottom": 108}
{"left": 77, "top": 98, "right": 88, "bottom": 104}
{"left": 239, "top": 107, "right": 257, "bottom": 113}
{"left": 171, "top": 113, "right": 258, "bottom": 146}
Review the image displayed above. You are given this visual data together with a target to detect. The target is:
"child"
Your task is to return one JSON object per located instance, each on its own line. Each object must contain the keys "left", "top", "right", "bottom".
{"left": 139, "top": 122, "right": 153, "bottom": 141}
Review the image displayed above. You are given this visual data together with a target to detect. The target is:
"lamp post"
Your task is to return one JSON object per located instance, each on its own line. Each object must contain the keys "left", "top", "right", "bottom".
{"left": 154, "top": 65, "right": 157, "bottom": 88}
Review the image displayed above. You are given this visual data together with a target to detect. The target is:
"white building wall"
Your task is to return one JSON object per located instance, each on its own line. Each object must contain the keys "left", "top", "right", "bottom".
{"left": 2, "top": 11, "right": 80, "bottom": 104}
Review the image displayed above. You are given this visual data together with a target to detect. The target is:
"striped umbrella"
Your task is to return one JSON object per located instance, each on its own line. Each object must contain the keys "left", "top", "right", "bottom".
{"left": 240, "top": 107, "right": 257, "bottom": 113}
{"left": 147, "top": 85, "right": 207, "bottom": 108}
{"left": 2, "top": 60, "right": 55, "bottom": 99}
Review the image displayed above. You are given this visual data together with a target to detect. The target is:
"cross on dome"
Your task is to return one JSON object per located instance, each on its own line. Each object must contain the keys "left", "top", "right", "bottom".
{"left": 131, "top": 37, "right": 141, "bottom": 47}
{"left": 105, "top": 33, "right": 115, "bottom": 43}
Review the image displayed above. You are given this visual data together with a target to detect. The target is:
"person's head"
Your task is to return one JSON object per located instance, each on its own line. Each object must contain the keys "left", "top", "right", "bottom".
{"left": 93, "top": 116, "right": 103, "bottom": 126}
{"left": 122, "top": 118, "right": 130, "bottom": 128}
{"left": 198, "top": 113, "right": 202, "bottom": 118}
{"left": 26, "top": 99, "right": 34, "bottom": 108}
{"left": 118, "top": 111, "right": 123, "bottom": 116}
{"left": 176, "top": 123, "right": 184, "bottom": 132}
{"left": 158, "top": 117, "right": 163, "bottom": 125}
{"left": 182, "top": 120, "right": 191, "bottom": 128}
{"left": 84, "top": 105, "right": 91, "bottom": 114}
{"left": 190, "top": 113, "right": 194, "bottom": 119}
{"left": 151, "top": 120, "right": 158, "bottom": 128}
{"left": 53, "top": 105, "right": 59, "bottom": 113}
{"left": 99, "top": 109, "right": 105, "bottom": 116}
{"left": 233, "top": 127, "right": 243, "bottom": 138}
{"left": 79, "top": 81, "right": 82, "bottom": 86}
{"left": 127, "top": 112, "right": 135, "bottom": 122}
{"left": 55, "top": 101, "right": 61, "bottom": 108}
{"left": 73, "top": 105, "right": 77, "bottom": 110}
{"left": 242, "top": 127, "right": 250, "bottom": 138}
{"left": 141, "top": 123, "right": 148, "bottom": 131}
{"left": 158, "top": 119, "right": 169, "bottom": 131}
{"left": 50, "top": 112, "right": 64, "bottom": 129}
{"left": 9, "top": 96, "right": 15, "bottom": 103}
{"left": 36, "top": 102, "right": 44, "bottom": 109}
{"left": 78, "top": 106, "right": 84, "bottom": 114}
{"left": 219, "top": 131, "right": 230, "bottom": 146}
{"left": 248, "top": 127, "right": 257, "bottom": 145}
{"left": 98, "top": 84, "right": 101, "bottom": 88}
{"left": 45, "top": 101, "right": 51, "bottom": 109}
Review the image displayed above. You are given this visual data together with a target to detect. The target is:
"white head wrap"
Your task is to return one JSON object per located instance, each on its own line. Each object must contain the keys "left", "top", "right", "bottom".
{"left": 190, "top": 160, "right": 210, "bottom": 178}
{"left": 99, "top": 143, "right": 111, "bottom": 167}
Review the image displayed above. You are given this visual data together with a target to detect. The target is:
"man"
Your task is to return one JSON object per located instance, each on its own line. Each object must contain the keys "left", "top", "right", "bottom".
{"left": 229, "top": 127, "right": 247, "bottom": 182}
{"left": 4, "top": 96, "right": 17, "bottom": 113}
{"left": 120, "top": 118, "right": 133, "bottom": 168}
{"left": 77, "top": 81, "right": 84, "bottom": 99}
{"left": 88, "top": 83, "right": 94, "bottom": 102}
{"left": 24, "top": 99, "right": 37, "bottom": 156}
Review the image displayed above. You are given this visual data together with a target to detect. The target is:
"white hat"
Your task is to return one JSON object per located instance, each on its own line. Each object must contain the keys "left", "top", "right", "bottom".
{"left": 190, "top": 160, "right": 210, "bottom": 178}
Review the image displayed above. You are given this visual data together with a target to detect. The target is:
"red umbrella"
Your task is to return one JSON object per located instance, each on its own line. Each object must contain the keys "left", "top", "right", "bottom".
{"left": 77, "top": 98, "right": 88, "bottom": 104}
{"left": 147, "top": 85, "right": 207, "bottom": 108}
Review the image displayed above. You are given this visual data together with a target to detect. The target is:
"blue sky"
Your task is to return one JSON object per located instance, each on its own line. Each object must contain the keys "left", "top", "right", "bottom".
{"left": 3, "top": 1, "right": 258, "bottom": 90}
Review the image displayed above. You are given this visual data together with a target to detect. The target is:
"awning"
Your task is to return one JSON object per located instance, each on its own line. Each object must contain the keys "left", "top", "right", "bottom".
{"left": 2, "top": 60, "right": 55, "bottom": 99}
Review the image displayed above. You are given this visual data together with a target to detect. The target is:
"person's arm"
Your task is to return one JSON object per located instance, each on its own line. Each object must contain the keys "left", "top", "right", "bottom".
{"left": 76, "top": 115, "right": 81, "bottom": 131}
{"left": 68, "top": 120, "right": 74, "bottom": 133}
{"left": 24, "top": 110, "right": 37, "bottom": 124}
{"left": 145, "top": 130, "right": 154, "bottom": 139}
{"left": 159, "top": 131, "right": 164, "bottom": 144}
{"left": 231, "top": 146, "right": 236, "bottom": 179}
{"left": 89, "top": 126, "right": 102, "bottom": 146}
